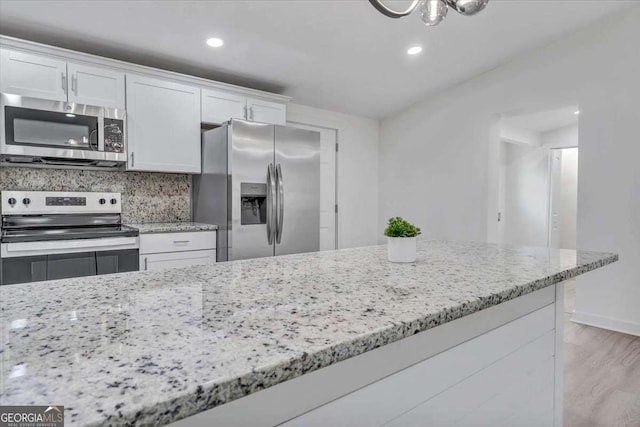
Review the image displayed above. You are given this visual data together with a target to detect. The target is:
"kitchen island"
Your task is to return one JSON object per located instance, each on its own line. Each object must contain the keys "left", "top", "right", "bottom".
{"left": 0, "top": 241, "right": 616, "bottom": 426}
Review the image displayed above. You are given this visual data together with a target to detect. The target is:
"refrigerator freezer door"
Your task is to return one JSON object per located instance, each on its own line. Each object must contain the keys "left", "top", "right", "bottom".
{"left": 230, "top": 120, "right": 276, "bottom": 260}
{"left": 274, "top": 126, "right": 320, "bottom": 256}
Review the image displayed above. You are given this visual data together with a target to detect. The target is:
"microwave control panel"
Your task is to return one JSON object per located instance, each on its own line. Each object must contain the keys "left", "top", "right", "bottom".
{"left": 104, "top": 119, "right": 125, "bottom": 153}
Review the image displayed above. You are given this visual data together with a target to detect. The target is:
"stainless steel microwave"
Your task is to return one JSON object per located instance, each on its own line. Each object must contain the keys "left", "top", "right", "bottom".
{"left": 0, "top": 94, "right": 126, "bottom": 169}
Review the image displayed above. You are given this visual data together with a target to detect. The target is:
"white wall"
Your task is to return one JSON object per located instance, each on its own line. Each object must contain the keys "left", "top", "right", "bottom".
{"left": 542, "top": 124, "right": 578, "bottom": 149}
{"left": 287, "top": 103, "right": 380, "bottom": 249}
{"left": 379, "top": 9, "right": 640, "bottom": 335}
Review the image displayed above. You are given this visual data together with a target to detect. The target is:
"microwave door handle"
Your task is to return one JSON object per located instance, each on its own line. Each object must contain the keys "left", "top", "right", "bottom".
{"left": 97, "top": 115, "right": 105, "bottom": 151}
{"left": 88, "top": 129, "right": 98, "bottom": 151}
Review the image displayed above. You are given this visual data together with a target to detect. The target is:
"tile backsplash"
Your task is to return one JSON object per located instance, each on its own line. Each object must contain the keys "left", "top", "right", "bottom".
{"left": 0, "top": 167, "right": 191, "bottom": 223}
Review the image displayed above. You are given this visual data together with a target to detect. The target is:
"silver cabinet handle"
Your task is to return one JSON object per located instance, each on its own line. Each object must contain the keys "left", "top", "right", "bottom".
{"left": 266, "top": 163, "right": 276, "bottom": 245}
{"left": 72, "top": 74, "right": 77, "bottom": 94}
{"left": 144, "top": 257, "right": 148, "bottom": 270}
{"left": 276, "top": 163, "right": 284, "bottom": 244}
{"left": 173, "top": 240, "right": 190, "bottom": 244}
{"left": 249, "top": 106, "right": 254, "bottom": 120}
{"left": 130, "top": 152, "right": 134, "bottom": 167}
{"left": 61, "top": 72, "right": 67, "bottom": 92}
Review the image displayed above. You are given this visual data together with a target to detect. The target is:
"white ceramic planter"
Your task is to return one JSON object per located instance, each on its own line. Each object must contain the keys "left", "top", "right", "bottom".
{"left": 387, "top": 237, "right": 417, "bottom": 263}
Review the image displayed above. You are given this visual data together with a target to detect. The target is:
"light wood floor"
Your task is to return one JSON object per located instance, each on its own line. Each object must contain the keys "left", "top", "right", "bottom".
{"left": 563, "top": 280, "right": 640, "bottom": 427}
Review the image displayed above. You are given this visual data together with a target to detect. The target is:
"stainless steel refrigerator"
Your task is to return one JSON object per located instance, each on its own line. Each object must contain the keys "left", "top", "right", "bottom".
{"left": 193, "top": 119, "right": 320, "bottom": 261}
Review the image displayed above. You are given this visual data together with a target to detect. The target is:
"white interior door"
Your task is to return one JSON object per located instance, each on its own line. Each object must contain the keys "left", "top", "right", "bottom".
{"left": 287, "top": 122, "right": 337, "bottom": 251}
{"left": 548, "top": 150, "right": 563, "bottom": 248}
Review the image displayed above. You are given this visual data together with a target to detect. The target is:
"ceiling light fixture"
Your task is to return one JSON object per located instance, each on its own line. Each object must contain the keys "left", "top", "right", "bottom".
{"left": 407, "top": 46, "right": 423, "bottom": 55}
{"left": 574, "top": 110, "right": 580, "bottom": 115}
{"left": 369, "top": 0, "right": 489, "bottom": 27}
{"left": 206, "top": 37, "right": 224, "bottom": 48}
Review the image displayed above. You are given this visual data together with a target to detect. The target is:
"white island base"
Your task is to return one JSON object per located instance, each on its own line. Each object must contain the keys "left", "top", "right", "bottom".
{"left": 173, "top": 283, "right": 565, "bottom": 427}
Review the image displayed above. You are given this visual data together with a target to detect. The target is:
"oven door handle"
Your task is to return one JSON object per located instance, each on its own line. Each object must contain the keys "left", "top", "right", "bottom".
{"left": 2, "top": 237, "right": 139, "bottom": 257}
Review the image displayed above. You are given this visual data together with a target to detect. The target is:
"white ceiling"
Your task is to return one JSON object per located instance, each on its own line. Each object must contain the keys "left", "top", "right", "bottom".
{"left": 502, "top": 105, "right": 580, "bottom": 133}
{"left": 0, "top": 1, "right": 635, "bottom": 118}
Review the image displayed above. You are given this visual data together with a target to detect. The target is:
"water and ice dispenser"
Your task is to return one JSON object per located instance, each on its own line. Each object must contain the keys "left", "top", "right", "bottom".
{"left": 240, "top": 183, "right": 267, "bottom": 225}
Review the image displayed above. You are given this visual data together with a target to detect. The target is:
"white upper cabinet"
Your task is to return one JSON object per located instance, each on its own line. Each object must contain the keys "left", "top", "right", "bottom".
{"left": 67, "top": 63, "right": 125, "bottom": 109}
{"left": 201, "top": 89, "right": 287, "bottom": 126}
{"left": 201, "top": 88, "right": 247, "bottom": 124}
{"left": 126, "top": 74, "right": 201, "bottom": 174}
{"left": 0, "top": 49, "right": 67, "bottom": 101}
{"left": 0, "top": 49, "right": 125, "bottom": 109}
{"left": 247, "top": 97, "right": 287, "bottom": 126}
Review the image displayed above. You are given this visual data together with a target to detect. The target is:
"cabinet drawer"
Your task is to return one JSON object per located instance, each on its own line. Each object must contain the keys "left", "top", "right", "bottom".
{"left": 140, "top": 250, "right": 216, "bottom": 271}
{"left": 139, "top": 231, "right": 216, "bottom": 255}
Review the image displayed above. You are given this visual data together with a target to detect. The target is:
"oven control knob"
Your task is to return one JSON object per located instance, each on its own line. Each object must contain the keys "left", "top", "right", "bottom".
{"left": 110, "top": 198, "right": 117, "bottom": 205}
{"left": 8, "top": 197, "right": 16, "bottom": 206}
{"left": 99, "top": 198, "right": 106, "bottom": 205}
{"left": 22, "top": 198, "right": 31, "bottom": 205}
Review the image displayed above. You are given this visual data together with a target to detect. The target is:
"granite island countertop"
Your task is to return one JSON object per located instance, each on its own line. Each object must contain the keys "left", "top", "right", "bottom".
{"left": 127, "top": 222, "right": 218, "bottom": 234}
{"left": 0, "top": 241, "right": 617, "bottom": 426}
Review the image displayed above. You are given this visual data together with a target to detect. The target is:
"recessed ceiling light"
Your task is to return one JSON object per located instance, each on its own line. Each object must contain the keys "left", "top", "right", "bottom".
{"left": 407, "top": 46, "right": 423, "bottom": 55}
{"left": 206, "top": 37, "right": 224, "bottom": 48}
{"left": 574, "top": 110, "right": 580, "bottom": 115}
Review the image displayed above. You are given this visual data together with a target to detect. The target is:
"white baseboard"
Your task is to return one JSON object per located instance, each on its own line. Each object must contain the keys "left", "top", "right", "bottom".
{"left": 571, "top": 311, "right": 640, "bottom": 337}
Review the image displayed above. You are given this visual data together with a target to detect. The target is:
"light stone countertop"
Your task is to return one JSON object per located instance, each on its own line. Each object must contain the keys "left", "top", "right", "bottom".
{"left": 127, "top": 222, "right": 218, "bottom": 234}
{"left": 0, "top": 241, "right": 617, "bottom": 426}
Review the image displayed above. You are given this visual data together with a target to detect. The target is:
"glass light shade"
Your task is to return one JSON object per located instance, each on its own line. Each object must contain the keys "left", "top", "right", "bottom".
{"left": 445, "top": 0, "right": 489, "bottom": 16}
{"left": 418, "top": 0, "right": 448, "bottom": 26}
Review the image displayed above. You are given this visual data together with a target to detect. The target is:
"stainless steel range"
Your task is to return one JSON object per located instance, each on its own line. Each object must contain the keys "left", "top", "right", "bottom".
{"left": 1, "top": 191, "right": 139, "bottom": 285}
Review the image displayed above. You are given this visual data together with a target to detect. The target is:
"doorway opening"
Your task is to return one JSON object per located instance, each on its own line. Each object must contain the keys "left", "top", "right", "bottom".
{"left": 496, "top": 105, "right": 579, "bottom": 249}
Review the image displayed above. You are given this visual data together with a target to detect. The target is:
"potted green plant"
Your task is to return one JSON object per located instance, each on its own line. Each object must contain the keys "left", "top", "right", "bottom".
{"left": 384, "top": 217, "right": 421, "bottom": 262}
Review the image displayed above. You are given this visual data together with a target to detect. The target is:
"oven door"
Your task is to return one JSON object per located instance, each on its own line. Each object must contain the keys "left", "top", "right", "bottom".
{"left": 0, "top": 236, "right": 139, "bottom": 285}
{"left": 0, "top": 249, "right": 139, "bottom": 286}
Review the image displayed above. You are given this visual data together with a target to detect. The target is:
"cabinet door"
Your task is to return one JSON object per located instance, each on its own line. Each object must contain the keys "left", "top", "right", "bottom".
{"left": 126, "top": 74, "right": 201, "bottom": 173}
{"left": 201, "top": 88, "right": 247, "bottom": 124}
{"left": 140, "top": 249, "right": 216, "bottom": 271}
{"left": 0, "top": 49, "right": 67, "bottom": 101}
{"left": 247, "top": 97, "right": 286, "bottom": 125}
{"left": 67, "top": 63, "right": 125, "bottom": 109}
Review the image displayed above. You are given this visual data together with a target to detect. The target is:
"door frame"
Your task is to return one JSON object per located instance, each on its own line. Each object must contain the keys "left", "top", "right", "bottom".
{"left": 286, "top": 120, "right": 339, "bottom": 250}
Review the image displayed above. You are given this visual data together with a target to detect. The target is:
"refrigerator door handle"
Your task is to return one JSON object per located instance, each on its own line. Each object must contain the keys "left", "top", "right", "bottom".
{"left": 276, "top": 163, "right": 284, "bottom": 244}
{"left": 267, "top": 163, "right": 276, "bottom": 245}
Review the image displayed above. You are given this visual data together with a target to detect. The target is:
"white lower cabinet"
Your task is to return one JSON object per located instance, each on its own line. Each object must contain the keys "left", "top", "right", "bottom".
{"left": 141, "top": 250, "right": 215, "bottom": 271}
{"left": 139, "top": 231, "right": 216, "bottom": 271}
